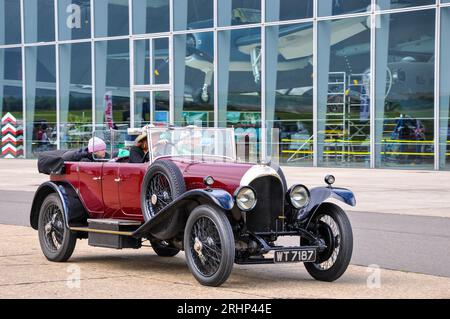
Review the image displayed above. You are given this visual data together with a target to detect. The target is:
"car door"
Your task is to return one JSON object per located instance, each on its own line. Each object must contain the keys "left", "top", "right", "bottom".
{"left": 118, "top": 163, "right": 148, "bottom": 217}
{"left": 102, "top": 162, "right": 121, "bottom": 218}
{"left": 78, "top": 162, "right": 105, "bottom": 217}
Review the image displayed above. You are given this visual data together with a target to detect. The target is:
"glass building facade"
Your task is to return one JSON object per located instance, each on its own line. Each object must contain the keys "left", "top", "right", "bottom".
{"left": 1, "top": 0, "right": 450, "bottom": 170}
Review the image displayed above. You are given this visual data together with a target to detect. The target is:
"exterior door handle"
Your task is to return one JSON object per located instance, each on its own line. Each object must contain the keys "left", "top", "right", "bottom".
{"left": 114, "top": 177, "right": 121, "bottom": 183}
{"left": 93, "top": 177, "right": 102, "bottom": 181}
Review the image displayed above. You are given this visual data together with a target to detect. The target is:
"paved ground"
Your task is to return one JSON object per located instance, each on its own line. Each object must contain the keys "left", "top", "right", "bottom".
{"left": 2, "top": 189, "right": 450, "bottom": 278}
{"left": 0, "top": 159, "right": 449, "bottom": 298}
{"left": 0, "top": 225, "right": 449, "bottom": 299}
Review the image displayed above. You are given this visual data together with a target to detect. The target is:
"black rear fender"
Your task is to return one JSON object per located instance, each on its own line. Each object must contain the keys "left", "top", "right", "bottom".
{"left": 30, "top": 182, "right": 89, "bottom": 230}
{"left": 133, "top": 189, "right": 234, "bottom": 240}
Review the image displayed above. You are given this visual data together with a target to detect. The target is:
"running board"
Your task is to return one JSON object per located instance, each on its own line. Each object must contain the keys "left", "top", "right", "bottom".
{"left": 71, "top": 219, "right": 142, "bottom": 249}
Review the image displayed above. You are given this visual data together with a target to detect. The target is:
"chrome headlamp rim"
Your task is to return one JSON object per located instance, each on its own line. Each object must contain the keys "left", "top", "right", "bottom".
{"left": 234, "top": 186, "right": 257, "bottom": 212}
{"left": 287, "top": 184, "right": 310, "bottom": 209}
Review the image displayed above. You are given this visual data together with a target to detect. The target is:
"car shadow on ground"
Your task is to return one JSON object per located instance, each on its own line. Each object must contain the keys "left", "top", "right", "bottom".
{"left": 68, "top": 250, "right": 358, "bottom": 287}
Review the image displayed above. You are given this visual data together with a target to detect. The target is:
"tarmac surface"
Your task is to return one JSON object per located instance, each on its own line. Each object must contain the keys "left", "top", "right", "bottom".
{"left": 0, "top": 159, "right": 449, "bottom": 298}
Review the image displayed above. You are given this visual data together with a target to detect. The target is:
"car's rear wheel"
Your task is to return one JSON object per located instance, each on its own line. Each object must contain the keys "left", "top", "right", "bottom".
{"left": 184, "top": 205, "right": 235, "bottom": 287}
{"left": 38, "top": 193, "right": 77, "bottom": 262}
{"left": 141, "top": 160, "right": 186, "bottom": 221}
{"left": 150, "top": 240, "right": 180, "bottom": 257}
{"left": 301, "top": 203, "right": 353, "bottom": 282}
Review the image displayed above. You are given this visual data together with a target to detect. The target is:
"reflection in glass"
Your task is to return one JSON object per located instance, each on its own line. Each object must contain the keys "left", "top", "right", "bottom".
{"left": 317, "top": 17, "right": 371, "bottom": 167}
{"left": 133, "top": 0, "right": 170, "bottom": 35}
{"left": 375, "top": 10, "right": 435, "bottom": 169}
{"left": 59, "top": 42, "right": 92, "bottom": 150}
{"left": 95, "top": 40, "right": 130, "bottom": 132}
{"left": 265, "top": 23, "right": 313, "bottom": 166}
{"left": 440, "top": 8, "right": 450, "bottom": 169}
{"left": 217, "top": 28, "right": 261, "bottom": 159}
{"left": 173, "top": 32, "right": 214, "bottom": 127}
{"left": 0, "top": 48, "right": 23, "bottom": 158}
{"left": 218, "top": 0, "right": 261, "bottom": 27}
{"left": 134, "top": 38, "right": 169, "bottom": 86}
{"left": 266, "top": 0, "right": 313, "bottom": 22}
{"left": 25, "top": 45, "right": 57, "bottom": 157}
{"left": 0, "top": 0, "right": 21, "bottom": 45}
{"left": 376, "top": 0, "right": 435, "bottom": 10}
{"left": 95, "top": 0, "right": 129, "bottom": 37}
{"left": 134, "top": 91, "right": 170, "bottom": 127}
{"left": 174, "top": 0, "right": 214, "bottom": 31}
{"left": 24, "top": 0, "right": 55, "bottom": 43}
{"left": 58, "top": 0, "right": 91, "bottom": 41}
{"left": 319, "top": 0, "right": 371, "bottom": 16}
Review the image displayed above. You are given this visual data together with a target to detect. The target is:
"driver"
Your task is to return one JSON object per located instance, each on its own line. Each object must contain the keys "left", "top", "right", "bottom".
{"left": 129, "top": 125, "right": 169, "bottom": 163}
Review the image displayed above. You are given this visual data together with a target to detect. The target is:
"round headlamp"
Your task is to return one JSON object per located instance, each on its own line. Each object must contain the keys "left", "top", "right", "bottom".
{"left": 234, "top": 186, "right": 257, "bottom": 212}
{"left": 288, "top": 185, "right": 310, "bottom": 209}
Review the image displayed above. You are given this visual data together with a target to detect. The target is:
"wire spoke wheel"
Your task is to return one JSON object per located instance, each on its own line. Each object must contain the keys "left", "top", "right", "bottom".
{"left": 189, "top": 217, "right": 223, "bottom": 277}
{"left": 38, "top": 194, "right": 77, "bottom": 262}
{"left": 301, "top": 203, "right": 353, "bottom": 282}
{"left": 184, "top": 205, "right": 235, "bottom": 287}
{"left": 42, "top": 203, "right": 65, "bottom": 252}
{"left": 146, "top": 172, "right": 173, "bottom": 217}
{"left": 313, "top": 215, "right": 341, "bottom": 271}
{"left": 141, "top": 160, "right": 186, "bottom": 222}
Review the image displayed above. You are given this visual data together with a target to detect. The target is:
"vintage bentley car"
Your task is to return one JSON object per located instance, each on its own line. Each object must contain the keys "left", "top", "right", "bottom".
{"left": 30, "top": 127, "right": 356, "bottom": 287}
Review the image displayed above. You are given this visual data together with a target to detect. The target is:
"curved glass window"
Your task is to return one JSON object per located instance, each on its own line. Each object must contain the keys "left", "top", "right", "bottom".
{"left": 0, "top": 0, "right": 21, "bottom": 45}
{"left": 95, "top": 40, "right": 130, "bottom": 132}
{"left": 0, "top": 47, "right": 23, "bottom": 158}
{"left": 25, "top": 45, "right": 57, "bottom": 157}
{"left": 376, "top": 0, "right": 435, "bottom": 11}
{"left": 317, "top": 17, "right": 371, "bottom": 168}
{"left": 58, "top": 0, "right": 91, "bottom": 41}
{"left": 133, "top": 0, "right": 170, "bottom": 35}
{"left": 440, "top": 7, "right": 450, "bottom": 169}
{"left": 218, "top": 0, "right": 261, "bottom": 27}
{"left": 375, "top": 10, "right": 435, "bottom": 169}
{"left": 174, "top": 0, "right": 214, "bottom": 31}
{"left": 24, "top": 0, "right": 55, "bottom": 43}
{"left": 173, "top": 32, "right": 214, "bottom": 127}
{"left": 319, "top": 0, "right": 371, "bottom": 17}
{"left": 59, "top": 42, "right": 92, "bottom": 150}
{"left": 266, "top": 0, "right": 313, "bottom": 22}
{"left": 95, "top": 0, "right": 129, "bottom": 37}
{"left": 265, "top": 23, "right": 314, "bottom": 166}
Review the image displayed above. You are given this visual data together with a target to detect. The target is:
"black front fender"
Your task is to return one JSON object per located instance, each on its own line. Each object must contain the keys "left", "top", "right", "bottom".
{"left": 30, "top": 181, "right": 88, "bottom": 230}
{"left": 133, "top": 189, "right": 234, "bottom": 240}
{"left": 297, "top": 187, "right": 356, "bottom": 221}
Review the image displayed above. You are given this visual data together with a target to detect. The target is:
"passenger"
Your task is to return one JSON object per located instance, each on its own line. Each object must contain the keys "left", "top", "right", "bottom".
{"left": 62, "top": 137, "right": 107, "bottom": 162}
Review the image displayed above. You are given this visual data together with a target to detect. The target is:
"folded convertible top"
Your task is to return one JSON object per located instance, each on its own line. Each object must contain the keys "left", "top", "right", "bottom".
{"left": 37, "top": 150, "right": 70, "bottom": 175}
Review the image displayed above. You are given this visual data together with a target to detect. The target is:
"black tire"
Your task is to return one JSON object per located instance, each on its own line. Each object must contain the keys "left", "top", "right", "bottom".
{"left": 38, "top": 193, "right": 77, "bottom": 262}
{"left": 184, "top": 205, "right": 235, "bottom": 287}
{"left": 141, "top": 160, "right": 186, "bottom": 221}
{"left": 302, "top": 203, "right": 353, "bottom": 282}
{"left": 150, "top": 240, "right": 180, "bottom": 257}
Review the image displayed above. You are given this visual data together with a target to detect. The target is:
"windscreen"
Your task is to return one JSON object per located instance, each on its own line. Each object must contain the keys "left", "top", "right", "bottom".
{"left": 147, "top": 127, "right": 237, "bottom": 162}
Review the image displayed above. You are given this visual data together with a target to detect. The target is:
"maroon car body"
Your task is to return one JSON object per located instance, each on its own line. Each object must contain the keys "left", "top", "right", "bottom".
{"left": 30, "top": 127, "right": 356, "bottom": 287}
{"left": 49, "top": 158, "right": 251, "bottom": 222}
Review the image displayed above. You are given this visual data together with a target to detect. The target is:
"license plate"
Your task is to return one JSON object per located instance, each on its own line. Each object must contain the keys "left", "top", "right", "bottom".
{"left": 274, "top": 249, "right": 316, "bottom": 263}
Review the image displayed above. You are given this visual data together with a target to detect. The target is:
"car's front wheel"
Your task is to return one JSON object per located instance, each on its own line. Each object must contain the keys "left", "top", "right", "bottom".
{"left": 184, "top": 205, "right": 235, "bottom": 287}
{"left": 301, "top": 203, "right": 353, "bottom": 282}
{"left": 38, "top": 193, "right": 77, "bottom": 262}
